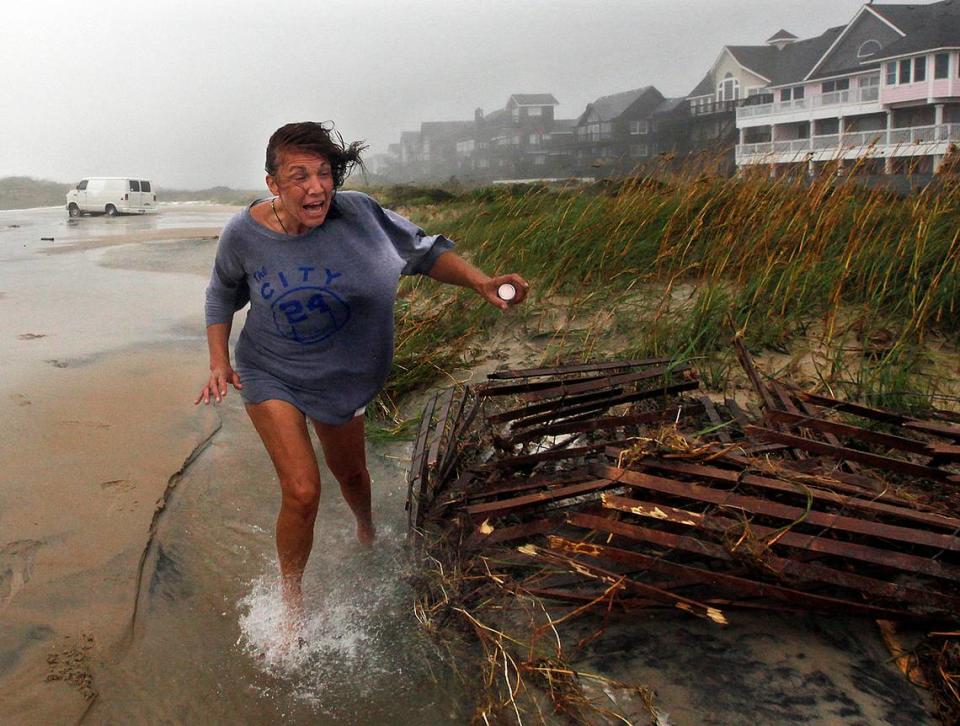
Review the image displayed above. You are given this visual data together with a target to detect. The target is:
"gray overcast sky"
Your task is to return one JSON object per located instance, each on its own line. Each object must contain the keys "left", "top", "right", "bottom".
{"left": 1, "top": 0, "right": 871, "bottom": 189}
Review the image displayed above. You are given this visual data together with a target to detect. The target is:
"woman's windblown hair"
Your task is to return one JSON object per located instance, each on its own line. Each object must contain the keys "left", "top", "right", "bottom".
{"left": 265, "top": 121, "right": 367, "bottom": 188}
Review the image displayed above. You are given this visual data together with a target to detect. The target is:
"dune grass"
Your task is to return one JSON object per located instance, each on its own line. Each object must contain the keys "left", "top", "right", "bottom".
{"left": 368, "top": 158, "right": 960, "bottom": 418}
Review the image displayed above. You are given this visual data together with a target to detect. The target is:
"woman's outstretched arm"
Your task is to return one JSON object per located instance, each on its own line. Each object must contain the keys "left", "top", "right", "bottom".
{"left": 426, "top": 251, "right": 529, "bottom": 311}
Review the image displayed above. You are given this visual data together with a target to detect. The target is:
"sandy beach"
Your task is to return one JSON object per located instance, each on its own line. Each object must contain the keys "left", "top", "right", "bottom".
{"left": 0, "top": 207, "right": 229, "bottom": 722}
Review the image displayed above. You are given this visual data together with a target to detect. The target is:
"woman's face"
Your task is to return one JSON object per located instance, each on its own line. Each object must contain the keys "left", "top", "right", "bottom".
{"left": 267, "top": 150, "right": 336, "bottom": 230}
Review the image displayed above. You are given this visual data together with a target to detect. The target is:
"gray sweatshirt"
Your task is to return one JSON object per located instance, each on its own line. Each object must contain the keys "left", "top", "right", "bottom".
{"left": 204, "top": 191, "right": 453, "bottom": 424}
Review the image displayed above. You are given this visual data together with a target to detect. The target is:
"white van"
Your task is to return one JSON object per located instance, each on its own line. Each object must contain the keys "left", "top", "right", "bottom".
{"left": 66, "top": 177, "right": 158, "bottom": 217}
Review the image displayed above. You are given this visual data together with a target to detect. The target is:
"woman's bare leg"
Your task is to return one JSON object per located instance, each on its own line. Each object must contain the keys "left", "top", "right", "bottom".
{"left": 245, "top": 399, "right": 322, "bottom": 618}
{"left": 312, "top": 413, "right": 375, "bottom": 545}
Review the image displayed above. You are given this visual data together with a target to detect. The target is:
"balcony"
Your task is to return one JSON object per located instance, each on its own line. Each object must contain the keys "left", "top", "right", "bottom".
{"left": 737, "top": 86, "right": 881, "bottom": 121}
{"left": 689, "top": 99, "right": 738, "bottom": 117}
{"left": 736, "top": 123, "right": 960, "bottom": 163}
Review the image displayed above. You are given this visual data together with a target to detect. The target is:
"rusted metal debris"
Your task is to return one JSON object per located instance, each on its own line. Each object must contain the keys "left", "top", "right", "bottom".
{"left": 405, "top": 350, "right": 960, "bottom": 624}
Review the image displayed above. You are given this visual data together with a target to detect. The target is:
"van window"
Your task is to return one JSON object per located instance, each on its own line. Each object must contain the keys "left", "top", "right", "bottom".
{"left": 129, "top": 180, "right": 141, "bottom": 192}
{"left": 78, "top": 180, "right": 88, "bottom": 190}
{"left": 140, "top": 181, "right": 151, "bottom": 192}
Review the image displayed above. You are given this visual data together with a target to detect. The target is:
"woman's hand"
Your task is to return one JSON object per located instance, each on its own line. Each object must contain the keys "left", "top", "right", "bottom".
{"left": 478, "top": 273, "right": 530, "bottom": 311}
{"left": 426, "top": 252, "right": 530, "bottom": 311}
{"left": 195, "top": 365, "right": 243, "bottom": 405}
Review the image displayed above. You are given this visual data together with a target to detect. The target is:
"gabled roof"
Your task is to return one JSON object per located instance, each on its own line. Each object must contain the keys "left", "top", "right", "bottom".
{"left": 869, "top": 3, "right": 936, "bottom": 34}
{"left": 726, "top": 46, "right": 778, "bottom": 81}
{"left": 803, "top": 2, "right": 960, "bottom": 79}
{"left": 579, "top": 87, "right": 657, "bottom": 123}
{"left": 688, "top": 71, "right": 715, "bottom": 98}
{"left": 508, "top": 93, "right": 559, "bottom": 107}
{"left": 689, "top": 22, "right": 845, "bottom": 96}
{"left": 870, "top": 1, "right": 960, "bottom": 59}
{"left": 482, "top": 108, "right": 509, "bottom": 124}
{"left": 767, "top": 29, "right": 798, "bottom": 42}
{"left": 804, "top": 3, "right": 906, "bottom": 79}
{"left": 653, "top": 97, "right": 687, "bottom": 115}
{"left": 775, "top": 25, "right": 846, "bottom": 83}
{"left": 419, "top": 121, "right": 473, "bottom": 141}
{"left": 731, "top": 25, "right": 846, "bottom": 86}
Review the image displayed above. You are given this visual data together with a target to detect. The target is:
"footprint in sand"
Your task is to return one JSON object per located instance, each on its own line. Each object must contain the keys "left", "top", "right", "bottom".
{"left": 0, "top": 540, "right": 43, "bottom": 606}
{"left": 63, "top": 420, "right": 112, "bottom": 430}
{"left": 100, "top": 479, "right": 133, "bottom": 492}
{"left": 46, "top": 632, "right": 97, "bottom": 701}
{"left": 45, "top": 359, "right": 69, "bottom": 368}
{"left": 101, "top": 479, "right": 138, "bottom": 513}
{"left": 9, "top": 393, "right": 31, "bottom": 407}
{"left": 17, "top": 333, "right": 46, "bottom": 340}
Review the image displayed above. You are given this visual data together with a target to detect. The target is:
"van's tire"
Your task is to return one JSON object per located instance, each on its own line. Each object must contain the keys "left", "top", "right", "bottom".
{"left": 104, "top": 205, "right": 118, "bottom": 217}
{"left": 68, "top": 204, "right": 81, "bottom": 218}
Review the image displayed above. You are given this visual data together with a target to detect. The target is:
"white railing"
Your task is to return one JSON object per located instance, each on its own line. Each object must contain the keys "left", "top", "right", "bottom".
{"left": 737, "top": 103, "right": 773, "bottom": 119}
{"left": 812, "top": 134, "right": 840, "bottom": 150}
{"left": 737, "top": 85, "right": 881, "bottom": 121}
{"left": 737, "top": 124, "right": 959, "bottom": 161}
{"left": 939, "top": 123, "right": 960, "bottom": 141}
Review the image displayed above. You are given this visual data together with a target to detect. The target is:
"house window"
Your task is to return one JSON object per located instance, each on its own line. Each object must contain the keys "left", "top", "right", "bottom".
{"left": 886, "top": 62, "right": 897, "bottom": 85}
{"left": 533, "top": 155, "right": 546, "bottom": 165}
{"left": 936, "top": 53, "right": 950, "bottom": 79}
{"left": 914, "top": 56, "right": 926, "bottom": 82}
{"left": 859, "top": 74, "right": 879, "bottom": 87}
{"left": 899, "top": 58, "right": 912, "bottom": 84}
{"left": 631, "top": 144, "right": 648, "bottom": 158}
{"left": 527, "top": 106, "right": 542, "bottom": 117}
{"left": 821, "top": 79, "right": 850, "bottom": 93}
{"left": 718, "top": 73, "right": 740, "bottom": 101}
{"left": 629, "top": 120, "right": 648, "bottom": 135}
{"left": 529, "top": 134, "right": 540, "bottom": 145}
{"left": 857, "top": 40, "right": 882, "bottom": 59}
{"left": 816, "top": 118, "right": 840, "bottom": 135}
{"left": 782, "top": 86, "right": 804, "bottom": 101}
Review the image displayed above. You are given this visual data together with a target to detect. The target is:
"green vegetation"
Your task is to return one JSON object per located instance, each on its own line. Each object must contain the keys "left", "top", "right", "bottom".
{"left": 367, "top": 160, "right": 960, "bottom": 418}
{"left": 0, "top": 176, "right": 71, "bottom": 210}
{"left": 156, "top": 186, "right": 261, "bottom": 205}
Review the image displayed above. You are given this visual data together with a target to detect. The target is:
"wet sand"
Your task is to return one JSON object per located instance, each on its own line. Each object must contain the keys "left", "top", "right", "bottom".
{"left": 0, "top": 207, "right": 231, "bottom": 723}
{"left": 1, "top": 346, "right": 220, "bottom": 722}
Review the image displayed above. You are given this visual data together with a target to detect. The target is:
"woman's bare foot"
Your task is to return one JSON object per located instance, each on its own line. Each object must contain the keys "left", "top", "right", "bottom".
{"left": 357, "top": 518, "right": 376, "bottom": 546}
{"left": 280, "top": 579, "right": 305, "bottom": 643}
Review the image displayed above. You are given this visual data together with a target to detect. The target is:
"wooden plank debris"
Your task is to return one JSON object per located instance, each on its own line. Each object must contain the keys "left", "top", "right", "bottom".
{"left": 407, "top": 353, "right": 960, "bottom": 629}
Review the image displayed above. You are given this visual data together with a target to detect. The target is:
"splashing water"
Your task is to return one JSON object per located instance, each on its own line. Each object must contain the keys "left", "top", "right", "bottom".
{"left": 234, "top": 526, "right": 454, "bottom": 720}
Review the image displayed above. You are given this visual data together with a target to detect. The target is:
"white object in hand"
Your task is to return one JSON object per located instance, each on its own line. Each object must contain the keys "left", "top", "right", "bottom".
{"left": 497, "top": 283, "right": 517, "bottom": 302}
